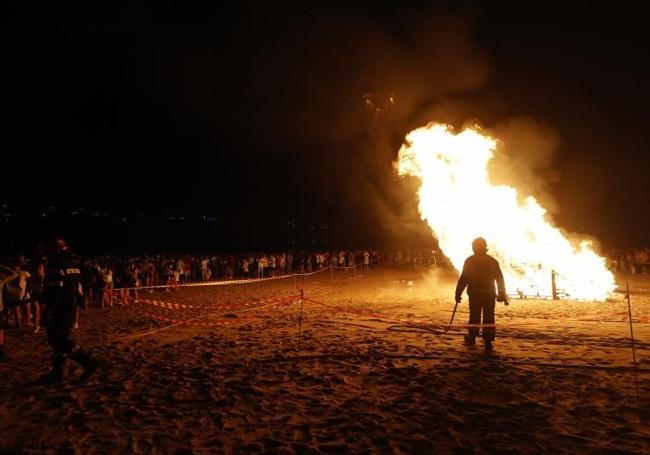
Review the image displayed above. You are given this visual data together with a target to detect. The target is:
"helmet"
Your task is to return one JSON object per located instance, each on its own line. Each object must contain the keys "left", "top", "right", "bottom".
{"left": 38, "top": 236, "right": 69, "bottom": 257}
{"left": 54, "top": 237, "right": 68, "bottom": 251}
{"left": 471, "top": 237, "right": 488, "bottom": 254}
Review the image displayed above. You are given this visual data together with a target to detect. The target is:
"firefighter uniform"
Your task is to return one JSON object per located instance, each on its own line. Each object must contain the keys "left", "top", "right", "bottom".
{"left": 455, "top": 245, "right": 507, "bottom": 347}
{"left": 42, "top": 248, "right": 97, "bottom": 382}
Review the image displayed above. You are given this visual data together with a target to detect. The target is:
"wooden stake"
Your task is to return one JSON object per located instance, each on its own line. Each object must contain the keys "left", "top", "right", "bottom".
{"left": 551, "top": 270, "right": 558, "bottom": 300}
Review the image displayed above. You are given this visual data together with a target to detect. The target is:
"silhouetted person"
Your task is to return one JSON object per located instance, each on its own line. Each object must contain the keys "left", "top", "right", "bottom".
{"left": 39, "top": 238, "right": 98, "bottom": 383}
{"left": 0, "top": 264, "right": 18, "bottom": 362}
{"left": 455, "top": 237, "right": 509, "bottom": 350}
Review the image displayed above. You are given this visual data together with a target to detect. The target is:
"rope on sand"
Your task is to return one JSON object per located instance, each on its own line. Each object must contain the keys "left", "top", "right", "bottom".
{"left": 109, "top": 275, "right": 648, "bottom": 372}
{"left": 348, "top": 322, "right": 650, "bottom": 350}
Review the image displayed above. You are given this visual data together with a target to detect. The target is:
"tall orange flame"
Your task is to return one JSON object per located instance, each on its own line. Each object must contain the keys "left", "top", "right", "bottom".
{"left": 396, "top": 123, "right": 615, "bottom": 300}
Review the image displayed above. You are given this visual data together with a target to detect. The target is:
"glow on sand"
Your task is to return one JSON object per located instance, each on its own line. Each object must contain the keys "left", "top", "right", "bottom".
{"left": 396, "top": 123, "right": 616, "bottom": 300}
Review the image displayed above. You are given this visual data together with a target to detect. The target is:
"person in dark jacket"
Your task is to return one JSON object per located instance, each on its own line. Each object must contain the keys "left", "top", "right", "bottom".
{"left": 455, "top": 237, "right": 509, "bottom": 350}
{"left": 39, "top": 238, "right": 99, "bottom": 383}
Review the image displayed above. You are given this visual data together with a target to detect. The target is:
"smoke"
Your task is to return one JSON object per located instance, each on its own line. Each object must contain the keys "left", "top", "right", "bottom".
{"left": 488, "top": 117, "right": 561, "bottom": 214}
{"left": 163, "top": 3, "right": 494, "bottom": 245}
{"left": 186, "top": 3, "right": 491, "bottom": 148}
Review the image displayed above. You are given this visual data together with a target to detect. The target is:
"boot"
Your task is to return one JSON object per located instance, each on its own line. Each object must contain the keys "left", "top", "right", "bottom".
{"left": 0, "top": 347, "right": 9, "bottom": 362}
{"left": 463, "top": 335, "right": 476, "bottom": 346}
{"left": 38, "top": 353, "right": 66, "bottom": 384}
{"left": 69, "top": 348, "right": 99, "bottom": 382}
{"left": 484, "top": 340, "right": 494, "bottom": 351}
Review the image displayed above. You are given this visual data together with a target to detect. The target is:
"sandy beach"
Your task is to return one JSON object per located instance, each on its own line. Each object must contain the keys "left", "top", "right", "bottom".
{"left": 1, "top": 267, "right": 648, "bottom": 453}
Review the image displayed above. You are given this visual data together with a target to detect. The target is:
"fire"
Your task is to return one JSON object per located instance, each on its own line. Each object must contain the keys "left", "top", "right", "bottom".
{"left": 396, "top": 123, "right": 616, "bottom": 300}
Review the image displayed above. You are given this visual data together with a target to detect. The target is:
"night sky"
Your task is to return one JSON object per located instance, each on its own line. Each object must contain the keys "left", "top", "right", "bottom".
{"left": 3, "top": 1, "right": 649, "bottom": 248}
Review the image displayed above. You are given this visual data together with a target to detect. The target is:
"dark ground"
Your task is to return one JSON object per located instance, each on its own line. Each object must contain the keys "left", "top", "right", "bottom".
{"left": 1, "top": 268, "right": 649, "bottom": 453}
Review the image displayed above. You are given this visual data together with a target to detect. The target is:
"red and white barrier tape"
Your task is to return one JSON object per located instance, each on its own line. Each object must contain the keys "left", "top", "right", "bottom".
{"left": 112, "top": 266, "right": 332, "bottom": 292}
{"left": 133, "top": 309, "right": 254, "bottom": 327}
{"left": 125, "top": 294, "right": 302, "bottom": 328}
{"left": 331, "top": 263, "right": 364, "bottom": 270}
{"left": 129, "top": 293, "right": 302, "bottom": 311}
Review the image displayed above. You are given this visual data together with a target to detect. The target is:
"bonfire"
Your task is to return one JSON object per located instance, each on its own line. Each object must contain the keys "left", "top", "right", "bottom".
{"left": 396, "top": 123, "right": 616, "bottom": 300}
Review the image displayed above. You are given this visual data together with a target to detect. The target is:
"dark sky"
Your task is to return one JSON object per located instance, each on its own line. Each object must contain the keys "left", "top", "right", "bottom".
{"left": 3, "top": 1, "right": 649, "bottom": 247}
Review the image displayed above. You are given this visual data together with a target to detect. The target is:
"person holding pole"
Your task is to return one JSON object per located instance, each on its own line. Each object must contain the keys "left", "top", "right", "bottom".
{"left": 455, "top": 237, "right": 509, "bottom": 350}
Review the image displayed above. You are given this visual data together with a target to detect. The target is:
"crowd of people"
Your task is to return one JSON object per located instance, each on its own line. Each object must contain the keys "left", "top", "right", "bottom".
{"left": 4, "top": 242, "right": 646, "bottom": 363}
{"left": 0, "top": 248, "right": 439, "bottom": 347}
{"left": 72, "top": 249, "right": 439, "bottom": 306}
{"left": 607, "top": 248, "right": 650, "bottom": 274}
{"left": 2, "top": 239, "right": 650, "bottom": 377}
{"left": 0, "top": 260, "right": 46, "bottom": 339}
{"left": 0, "top": 239, "right": 100, "bottom": 381}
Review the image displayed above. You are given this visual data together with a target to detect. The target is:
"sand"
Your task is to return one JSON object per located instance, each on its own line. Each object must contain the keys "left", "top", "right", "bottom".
{"left": 1, "top": 267, "right": 649, "bottom": 453}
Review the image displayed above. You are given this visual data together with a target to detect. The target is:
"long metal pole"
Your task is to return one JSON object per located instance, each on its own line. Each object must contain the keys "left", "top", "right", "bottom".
{"left": 626, "top": 282, "right": 640, "bottom": 397}
{"left": 626, "top": 282, "right": 638, "bottom": 367}
{"left": 297, "top": 274, "right": 305, "bottom": 350}
{"left": 444, "top": 300, "right": 460, "bottom": 333}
